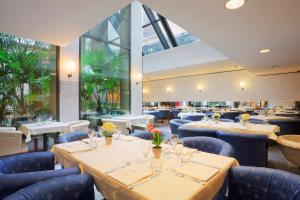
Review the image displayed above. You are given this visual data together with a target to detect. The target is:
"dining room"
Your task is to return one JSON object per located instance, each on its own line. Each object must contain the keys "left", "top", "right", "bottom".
{"left": 1, "top": 0, "right": 300, "bottom": 200}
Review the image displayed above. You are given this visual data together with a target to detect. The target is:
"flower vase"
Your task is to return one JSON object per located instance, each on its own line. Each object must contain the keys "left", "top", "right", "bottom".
{"left": 152, "top": 147, "right": 162, "bottom": 159}
{"left": 105, "top": 136, "right": 112, "bottom": 145}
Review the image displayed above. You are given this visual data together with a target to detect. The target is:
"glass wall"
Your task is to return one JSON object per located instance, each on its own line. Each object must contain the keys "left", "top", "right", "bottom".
{"left": 0, "top": 33, "right": 58, "bottom": 126}
{"left": 80, "top": 5, "right": 131, "bottom": 120}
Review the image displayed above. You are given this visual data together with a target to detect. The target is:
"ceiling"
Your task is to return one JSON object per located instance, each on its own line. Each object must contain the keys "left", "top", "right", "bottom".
{"left": 141, "top": 0, "right": 300, "bottom": 72}
{"left": 1, "top": 0, "right": 300, "bottom": 72}
{"left": 0, "top": 0, "right": 130, "bottom": 46}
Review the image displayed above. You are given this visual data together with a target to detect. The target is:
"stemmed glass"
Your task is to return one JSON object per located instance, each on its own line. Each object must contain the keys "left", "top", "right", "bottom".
{"left": 113, "top": 130, "right": 121, "bottom": 141}
{"left": 140, "top": 140, "right": 151, "bottom": 160}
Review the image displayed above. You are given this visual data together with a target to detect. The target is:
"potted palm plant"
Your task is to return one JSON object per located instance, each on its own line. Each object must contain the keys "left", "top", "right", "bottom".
{"left": 147, "top": 125, "right": 163, "bottom": 159}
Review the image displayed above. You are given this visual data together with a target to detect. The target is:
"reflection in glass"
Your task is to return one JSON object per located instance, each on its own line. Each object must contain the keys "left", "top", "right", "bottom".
{"left": 0, "top": 33, "right": 57, "bottom": 126}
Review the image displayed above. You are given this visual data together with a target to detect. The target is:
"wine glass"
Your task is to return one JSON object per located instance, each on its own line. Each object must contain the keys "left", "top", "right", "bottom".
{"left": 150, "top": 159, "right": 162, "bottom": 176}
{"left": 140, "top": 140, "right": 151, "bottom": 160}
{"left": 88, "top": 128, "right": 95, "bottom": 138}
{"left": 113, "top": 130, "right": 121, "bottom": 141}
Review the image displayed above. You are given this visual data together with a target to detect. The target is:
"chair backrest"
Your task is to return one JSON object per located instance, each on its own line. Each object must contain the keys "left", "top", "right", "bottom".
{"left": 181, "top": 136, "right": 234, "bottom": 157}
{"left": 217, "top": 131, "right": 268, "bottom": 167}
{"left": 169, "top": 119, "right": 192, "bottom": 135}
{"left": 101, "top": 118, "right": 130, "bottom": 135}
{"left": 57, "top": 131, "right": 88, "bottom": 144}
{"left": 229, "top": 166, "right": 300, "bottom": 200}
{"left": 268, "top": 119, "right": 300, "bottom": 135}
{"left": 221, "top": 112, "right": 242, "bottom": 121}
{"left": 66, "top": 120, "right": 90, "bottom": 132}
{"left": 0, "top": 131, "right": 26, "bottom": 157}
{"left": 178, "top": 126, "right": 218, "bottom": 138}
{"left": 144, "top": 111, "right": 162, "bottom": 121}
{"left": 182, "top": 114, "right": 204, "bottom": 121}
{"left": 170, "top": 109, "right": 180, "bottom": 119}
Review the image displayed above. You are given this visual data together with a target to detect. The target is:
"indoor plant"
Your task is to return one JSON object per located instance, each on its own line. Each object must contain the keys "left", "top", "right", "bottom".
{"left": 101, "top": 122, "right": 117, "bottom": 145}
{"left": 148, "top": 125, "right": 163, "bottom": 159}
{"left": 212, "top": 112, "right": 221, "bottom": 123}
{"left": 240, "top": 113, "right": 250, "bottom": 126}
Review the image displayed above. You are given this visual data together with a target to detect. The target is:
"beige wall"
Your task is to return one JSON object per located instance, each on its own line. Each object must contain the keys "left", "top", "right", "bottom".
{"left": 143, "top": 70, "right": 300, "bottom": 102}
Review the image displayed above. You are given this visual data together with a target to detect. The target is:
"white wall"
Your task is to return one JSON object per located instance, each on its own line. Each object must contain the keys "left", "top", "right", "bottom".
{"left": 130, "top": 1, "right": 143, "bottom": 115}
{"left": 143, "top": 70, "right": 300, "bottom": 102}
{"left": 59, "top": 39, "right": 80, "bottom": 122}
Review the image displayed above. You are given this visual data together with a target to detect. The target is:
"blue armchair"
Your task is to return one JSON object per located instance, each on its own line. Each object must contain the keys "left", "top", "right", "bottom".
{"left": 178, "top": 126, "right": 218, "bottom": 138}
{"left": 217, "top": 131, "right": 268, "bottom": 167}
{"left": 57, "top": 131, "right": 89, "bottom": 144}
{"left": 169, "top": 119, "right": 192, "bottom": 135}
{"left": 181, "top": 136, "right": 234, "bottom": 157}
{"left": 228, "top": 166, "right": 300, "bottom": 200}
{"left": 0, "top": 152, "right": 82, "bottom": 198}
{"left": 131, "top": 130, "right": 171, "bottom": 141}
{"left": 268, "top": 118, "right": 300, "bottom": 135}
{"left": 221, "top": 112, "right": 242, "bottom": 121}
{"left": 182, "top": 114, "right": 204, "bottom": 121}
{"left": 219, "top": 118, "right": 235, "bottom": 123}
{"left": 4, "top": 174, "right": 95, "bottom": 200}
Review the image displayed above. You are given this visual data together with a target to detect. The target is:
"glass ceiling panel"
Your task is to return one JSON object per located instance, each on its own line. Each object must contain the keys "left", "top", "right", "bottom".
{"left": 142, "top": 6, "right": 200, "bottom": 56}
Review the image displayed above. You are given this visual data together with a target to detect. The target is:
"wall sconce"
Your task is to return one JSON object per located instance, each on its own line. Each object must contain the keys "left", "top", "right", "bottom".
{"left": 142, "top": 89, "right": 147, "bottom": 94}
{"left": 136, "top": 73, "right": 143, "bottom": 85}
{"left": 240, "top": 81, "right": 245, "bottom": 91}
{"left": 66, "top": 61, "right": 76, "bottom": 78}
{"left": 197, "top": 85, "right": 203, "bottom": 92}
{"left": 166, "top": 87, "right": 172, "bottom": 93}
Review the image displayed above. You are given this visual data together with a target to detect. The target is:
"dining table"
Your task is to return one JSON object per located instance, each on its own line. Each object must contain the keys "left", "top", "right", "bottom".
{"left": 178, "top": 112, "right": 206, "bottom": 120}
{"left": 250, "top": 115, "right": 293, "bottom": 121}
{"left": 181, "top": 120, "right": 280, "bottom": 140}
{"left": 52, "top": 135, "right": 238, "bottom": 200}
{"left": 20, "top": 121, "right": 70, "bottom": 150}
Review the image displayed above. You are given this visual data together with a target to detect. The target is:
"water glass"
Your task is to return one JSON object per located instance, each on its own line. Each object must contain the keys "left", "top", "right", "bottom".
{"left": 88, "top": 128, "right": 95, "bottom": 138}
{"left": 89, "top": 137, "right": 99, "bottom": 150}
{"left": 180, "top": 148, "right": 193, "bottom": 163}
{"left": 140, "top": 140, "right": 151, "bottom": 159}
{"left": 150, "top": 159, "right": 162, "bottom": 176}
{"left": 113, "top": 130, "right": 121, "bottom": 141}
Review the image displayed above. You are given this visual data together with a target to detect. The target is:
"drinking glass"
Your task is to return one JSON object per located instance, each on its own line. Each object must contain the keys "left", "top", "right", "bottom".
{"left": 90, "top": 136, "right": 99, "bottom": 150}
{"left": 180, "top": 148, "right": 193, "bottom": 163}
{"left": 150, "top": 159, "right": 162, "bottom": 176}
{"left": 88, "top": 129, "right": 95, "bottom": 140}
{"left": 113, "top": 130, "right": 121, "bottom": 141}
{"left": 140, "top": 140, "right": 151, "bottom": 159}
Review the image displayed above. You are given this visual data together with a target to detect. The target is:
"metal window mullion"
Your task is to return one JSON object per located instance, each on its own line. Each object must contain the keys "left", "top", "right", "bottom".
{"left": 143, "top": 5, "right": 170, "bottom": 49}
{"left": 158, "top": 15, "right": 178, "bottom": 47}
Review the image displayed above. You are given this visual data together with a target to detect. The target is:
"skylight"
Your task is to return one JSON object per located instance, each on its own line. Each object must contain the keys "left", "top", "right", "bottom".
{"left": 142, "top": 5, "right": 199, "bottom": 56}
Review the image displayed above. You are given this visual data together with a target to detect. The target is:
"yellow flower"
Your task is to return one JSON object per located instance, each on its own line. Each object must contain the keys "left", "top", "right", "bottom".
{"left": 212, "top": 112, "right": 221, "bottom": 119}
{"left": 241, "top": 113, "right": 250, "bottom": 122}
{"left": 102, "top": 122, "right": 117, "bottom": 133}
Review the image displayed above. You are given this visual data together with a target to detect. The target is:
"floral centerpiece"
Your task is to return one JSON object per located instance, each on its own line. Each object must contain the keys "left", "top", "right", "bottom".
{"left": 212, "top": 112, "right": 221, "bottom": 123}
{"left": 240, "top": 113, "right": 250, "bottom": 126}
{"left": 147, "top": 125, "right": 163, "bottom": 159}
{"left": 102, "top": 122, "right": 117, "bottom": 145}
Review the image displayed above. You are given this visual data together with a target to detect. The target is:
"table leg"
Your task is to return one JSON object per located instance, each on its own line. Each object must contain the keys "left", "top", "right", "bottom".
{"left": 33, "top": 138, "right": 38, "bottom": 151}
{"left": 43, "top": 134, "right": 48, "bottom": 151}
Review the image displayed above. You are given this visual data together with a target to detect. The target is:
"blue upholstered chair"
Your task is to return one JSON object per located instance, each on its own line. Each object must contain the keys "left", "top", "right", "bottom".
{"left": 178, "top": 126, "right": 218, "bottom": 138}
{"left": 0, "top": 152, "right": 83, "bottom": 198}
{"left": 268, "top": 118, "right": 300, "bottom": 135}
{"left": 131, "top": 130, "right": 171, "bottom": 141}
{"left": 169, "top": 119, "right": 192, "bottom": 135}
{"left": 182, "top": 114, "right": 205, "bottom": 121}
{"left": 57, "top": 131, "right": 89, "bottom": 143}
{"left": 217, "top": 131, "right": 268, "bottom": 167}
{"left": 221, "top": 112, "right": 242, "bottom": 121}
{"left": 181, "top": 136, "right": 234, "bottom": 157}
{"left": 4, "top": 174, "right": 95, "bottom": 200}
{"left": 248, "top": 119, "right": 270, "bottom": 124}
{"left": 228, "top": 166, "right": 300, "bottom": 200}
{"left": 144, "top": 110, "right": 163, "bottom": 122}
{"left": 170, "top": 109, "right": 180, "bottom": 119}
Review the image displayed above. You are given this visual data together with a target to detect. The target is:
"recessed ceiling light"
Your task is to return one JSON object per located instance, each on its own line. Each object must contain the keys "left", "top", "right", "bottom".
{"left": 259, "top": 49, "right": 271, "bottom": 54}
{"left": 225, "top": 0, "right": 245, "bottom": 10}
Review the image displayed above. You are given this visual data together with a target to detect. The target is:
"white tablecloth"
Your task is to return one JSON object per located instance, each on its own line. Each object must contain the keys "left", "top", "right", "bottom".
{"left": 52, "top": 137, "right": 237, "bottom": 200}
{"left": 182, "top": 121, "right": 280, "bottom": 140}
{"left": 178, "top": 112, "right": 206, "bottom": 120}
{"left": 20, "top": 122, "right": 70, "bottom": 143}
{"left": 250, "top": 115, "right": 293, "bottom": 121}
{"left": 113, "top": 115, "right": 148, "bottom": 129}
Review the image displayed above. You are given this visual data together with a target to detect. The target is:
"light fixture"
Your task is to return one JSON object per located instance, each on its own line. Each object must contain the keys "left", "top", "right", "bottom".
{"left": 197, "top": 85, "right": 203, "bottom": 92}
{"left": 225, "top": 0, "right": 245, "bottom": 10}
{"left": 166, "top": 87, "right": 172, "bottom": 93}
{"left": 142, "top": 89, "right": 147, "bottom": 94}
{"left": 240, "top": 81, "right": 245, "bottom": 91}
{"left": 136, "top": 73, "right": 143, "bottom": 85}
{"left": 66, "top": 61, "right": 76, "bottom": 78}
{"left": 259, "top": 49, "right": 271, "bottom": 54}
